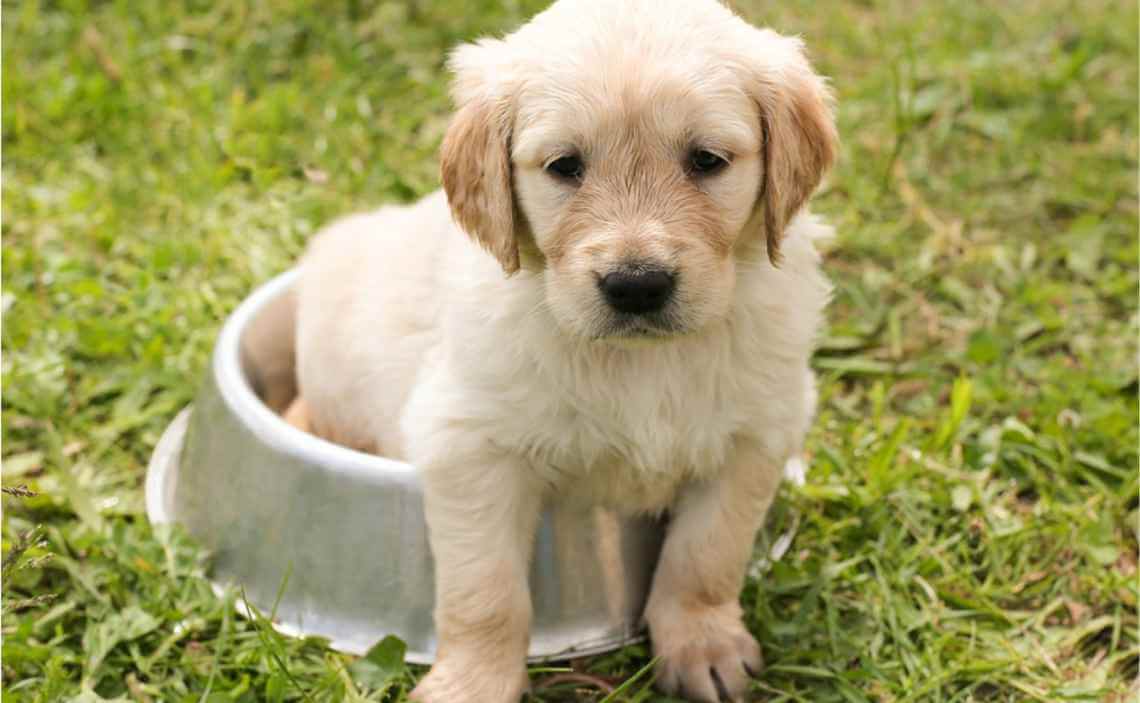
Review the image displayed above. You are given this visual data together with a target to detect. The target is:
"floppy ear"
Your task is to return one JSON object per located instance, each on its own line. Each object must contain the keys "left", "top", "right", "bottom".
{"left": 439, "top": 42, "right": 520, "bottom": 274}
{"left": 747, "top": 32, "right": 838, "bottom": 264}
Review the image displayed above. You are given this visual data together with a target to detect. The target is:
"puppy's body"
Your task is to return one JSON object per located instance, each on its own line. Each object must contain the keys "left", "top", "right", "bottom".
{"left": 296, "top": 194, "right": 453, "bottom": 456}
{"left": 299, "top": 199, "right": 829, "bottom": 509}
{"left": 295, "top": 1, "right": 837, "bottom": 700}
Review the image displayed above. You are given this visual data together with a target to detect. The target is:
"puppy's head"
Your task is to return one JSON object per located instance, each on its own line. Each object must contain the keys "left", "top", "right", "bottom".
{"left": 441, "top": 0, "right": 837, "bottom": 343}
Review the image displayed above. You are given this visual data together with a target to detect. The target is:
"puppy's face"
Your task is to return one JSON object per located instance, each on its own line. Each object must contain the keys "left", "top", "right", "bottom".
{"left": 440, "top": 0, "right": 837, "bottom": 343}
{"left": 511, "top": 69, "right": 762, "bottom": 341}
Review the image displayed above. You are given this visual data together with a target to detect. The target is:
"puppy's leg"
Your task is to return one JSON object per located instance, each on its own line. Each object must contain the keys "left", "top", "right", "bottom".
{"left": 410, "top": 446, "right": 542, "bottom": 703}
{"left": 284, "top": 395, "right": 381, "bottom": 454}
{"left": 282, "top": 396, "right": 312, "bottom": 433}
{"left": 645, "top": 438, "right": 781, "bottom": 702}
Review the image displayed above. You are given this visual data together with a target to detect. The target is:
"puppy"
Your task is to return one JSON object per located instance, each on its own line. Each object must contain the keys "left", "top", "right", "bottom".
{"left": 293, "top": 1, "right": 837, "bottom": 700}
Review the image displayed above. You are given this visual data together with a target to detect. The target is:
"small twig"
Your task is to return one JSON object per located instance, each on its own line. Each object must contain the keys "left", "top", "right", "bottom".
{"left": 893, "top": 160, "right": 963, "bottom": 249}
{"left": 82, "top": 26, "right": 122, "bottom": 82}
{"left": 533, "top": 672, "right": 619, "bottom": 694}
{"left": 1, "top": 485, "right": 36, "bottom": 498}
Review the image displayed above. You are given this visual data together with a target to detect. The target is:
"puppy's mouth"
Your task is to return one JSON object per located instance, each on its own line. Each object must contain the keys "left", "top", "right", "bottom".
{"left": 594, "top": 311, "right": 686, "bottom": 342}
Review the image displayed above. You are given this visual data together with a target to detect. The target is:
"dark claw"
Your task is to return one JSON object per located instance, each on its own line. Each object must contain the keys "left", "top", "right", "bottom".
{"left": 742, "top": 661, "right": 759, "bottom": 679}
{"left": 710, "top": 667, "right": 731, "bottom": 702}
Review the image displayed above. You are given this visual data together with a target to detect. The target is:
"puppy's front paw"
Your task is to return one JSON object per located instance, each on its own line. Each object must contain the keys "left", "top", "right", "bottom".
{"left": 410, "top": 656, "right": 528, "bottom": 703}
{"left": 648, "top": 601, "right": 762, "bottom": 702}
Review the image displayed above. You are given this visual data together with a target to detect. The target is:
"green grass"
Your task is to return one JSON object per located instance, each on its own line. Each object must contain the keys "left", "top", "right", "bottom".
{"left": 2, "top": 0, "right": 1137, "bottom": 700}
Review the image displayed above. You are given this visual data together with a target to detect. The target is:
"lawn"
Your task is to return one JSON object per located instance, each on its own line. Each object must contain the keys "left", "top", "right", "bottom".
{"left": 2, "top": 0, "right": 1137, "bottom": 701}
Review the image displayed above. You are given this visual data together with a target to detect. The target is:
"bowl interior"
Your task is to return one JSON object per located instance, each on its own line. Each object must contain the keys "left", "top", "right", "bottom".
{"left": 237, "top": 281, "right": 300, "bottom": 416}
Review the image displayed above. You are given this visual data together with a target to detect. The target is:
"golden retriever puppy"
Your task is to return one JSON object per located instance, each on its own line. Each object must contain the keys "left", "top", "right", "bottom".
{"left": 293, "top": 0, "right": 837, "bottom": 700}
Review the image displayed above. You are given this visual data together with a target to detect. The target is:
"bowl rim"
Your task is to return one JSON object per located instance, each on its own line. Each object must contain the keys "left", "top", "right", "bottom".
{"left": 211, "top": 269, "right": 420, "bottom": 486}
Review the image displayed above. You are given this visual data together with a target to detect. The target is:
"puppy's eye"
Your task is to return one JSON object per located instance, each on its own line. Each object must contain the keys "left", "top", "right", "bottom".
{"left": 689, "top": 149, "right": 729, "bottom": 176}
{"left": 545, "top": 155, "right": 584, "bottom": 182}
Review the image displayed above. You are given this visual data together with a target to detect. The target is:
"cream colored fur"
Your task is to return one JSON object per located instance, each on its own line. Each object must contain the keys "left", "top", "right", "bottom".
{"left": 294, "top": 1, "right": 837, "bottom": 700}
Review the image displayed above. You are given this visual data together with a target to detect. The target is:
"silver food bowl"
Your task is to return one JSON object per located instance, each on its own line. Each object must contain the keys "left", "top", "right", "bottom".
{"left": 145, "top": 270, "right": 668, "bottom": 663}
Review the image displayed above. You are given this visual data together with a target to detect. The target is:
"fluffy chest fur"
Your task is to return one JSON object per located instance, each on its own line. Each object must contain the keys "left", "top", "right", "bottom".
{"left": 401, "top": 216, "right": 831, "bottom": 511}
{"left": 510, "top": 333, "right": 752, "bottom": 505}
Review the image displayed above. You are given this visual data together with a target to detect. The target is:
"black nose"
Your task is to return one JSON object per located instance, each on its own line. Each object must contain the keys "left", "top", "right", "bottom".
{"left": 599, "top": 269, "right": 676, "bottom": 314}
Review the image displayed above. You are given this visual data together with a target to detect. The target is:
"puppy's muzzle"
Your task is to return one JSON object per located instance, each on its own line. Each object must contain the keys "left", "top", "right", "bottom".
{"left": 598, "top": 266, "right": 676, "bottom": 315}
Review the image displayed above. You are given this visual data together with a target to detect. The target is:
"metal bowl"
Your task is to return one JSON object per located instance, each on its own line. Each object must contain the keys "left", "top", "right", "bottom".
{"left": 144, "top": 270, "right": 667, "bottom": 663}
